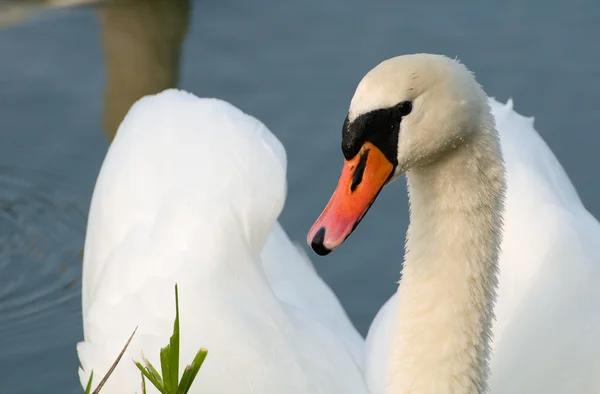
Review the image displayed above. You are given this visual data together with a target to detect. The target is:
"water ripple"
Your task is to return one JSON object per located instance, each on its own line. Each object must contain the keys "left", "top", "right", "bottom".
{"left": 0, "top": 166, "right": 86, "bottom": 362}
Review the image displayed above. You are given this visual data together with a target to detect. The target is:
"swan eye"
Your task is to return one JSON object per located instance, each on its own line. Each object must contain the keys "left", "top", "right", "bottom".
{"left": 397, "top": 101, "right": 412, "bottom": 117}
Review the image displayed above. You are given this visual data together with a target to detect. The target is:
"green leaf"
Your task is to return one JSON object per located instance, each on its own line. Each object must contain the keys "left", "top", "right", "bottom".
{"left": 169, "top": 284, "right": 180, "bottom": 392}
{"left": 84, "top": 371, "right": 94, "bottom": 394}
{"left": 178, "top": 348, "right": 208, "bottom": 394}
{"left": 134, "top": 361, "right": 166, "bottom": 394}
{"left": 142, "top": 356, "right": 163, "bottom": 386}
{"left": 177, "top": 365, "right": 194, "bottom": 394}
{"left": 160, "top": 345, "right": 172, "bottom": 393}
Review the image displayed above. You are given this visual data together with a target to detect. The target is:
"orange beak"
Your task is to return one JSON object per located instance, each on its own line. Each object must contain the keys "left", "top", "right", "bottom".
{"left": 307, "top": 142, "right": 394, "bottom": 255}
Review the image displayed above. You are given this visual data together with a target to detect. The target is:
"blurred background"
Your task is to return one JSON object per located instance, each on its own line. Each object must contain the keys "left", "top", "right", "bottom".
{"left": 0, "top": 0, "right": 598, "bottom": 392}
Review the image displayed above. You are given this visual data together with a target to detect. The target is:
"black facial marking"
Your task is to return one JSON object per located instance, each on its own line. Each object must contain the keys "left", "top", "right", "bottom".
{"left": 341, "top": 101, "right": 412, "bottom": 163}
{"left": 310, "top": 227, "right": 331, "bottom": 256}
{"left": 350, "top": 149, "right": 369, "bottom": 192}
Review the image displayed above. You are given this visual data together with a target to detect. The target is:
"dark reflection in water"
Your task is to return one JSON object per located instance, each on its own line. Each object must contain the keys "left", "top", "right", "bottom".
{"left": 1, "top": 0, "right": 600, "bottom": 392}
{"left": 98, "top": 0, "right": 189, "bottom": 139}
{"left": 1, "top": 0, "right": 190, "bottom": 141}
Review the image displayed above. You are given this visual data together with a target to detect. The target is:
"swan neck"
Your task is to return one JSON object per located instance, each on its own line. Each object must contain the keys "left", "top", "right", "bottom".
{"left": 387, "top": 128, "right": 506, "bottom": 394}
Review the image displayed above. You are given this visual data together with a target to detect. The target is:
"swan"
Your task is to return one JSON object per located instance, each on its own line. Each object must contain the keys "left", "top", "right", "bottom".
{"left": 77, "top": 89, "right": 367, "bottom": 393}
{"left": 363, "top": 96, "right": 600, "bottom": 394}
{"left": 308, "top": 53, "right": 600, "bottom": 393}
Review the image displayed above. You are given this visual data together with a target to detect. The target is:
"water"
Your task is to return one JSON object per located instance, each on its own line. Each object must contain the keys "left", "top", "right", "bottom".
{"left": 0, "top": 0, "right": 599, "bottom": 392}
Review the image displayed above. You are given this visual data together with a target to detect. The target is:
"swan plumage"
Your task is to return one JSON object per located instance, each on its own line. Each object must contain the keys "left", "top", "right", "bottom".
{"left": 307, "top": 54, "right": 600, "bottom": 393}
{"left": 78, "top": 89, "right": 367, "bottom": 393}
{"left": 261, "top": 221, "right": 365, "bottom": 368}
{"left": 363, "top": 96, "right": 600, "bottom": 393}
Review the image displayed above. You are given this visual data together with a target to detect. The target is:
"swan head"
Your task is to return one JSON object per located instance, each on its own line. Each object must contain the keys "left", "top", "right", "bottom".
{"left": 307, "top": 54, "right": 491, "bottom": 255}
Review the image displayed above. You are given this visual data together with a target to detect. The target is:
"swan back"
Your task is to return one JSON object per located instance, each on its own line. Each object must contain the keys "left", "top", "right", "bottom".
{"left": 261, "top": 222, "right": 366, "bottom": 367}
{"left": 79, "top": 90, "right": 368, "bottom": 394}
{"left": 488, "top": 97, "right": 593, "bottom": 342}
{"left": 79, "top": 90, "right": 289, "bottom": 392}
{"left": 488, "top": 98, "right": 600, "bottom": 392}
{"left": 82, "top": 89, "right": 287, "bottom": 315}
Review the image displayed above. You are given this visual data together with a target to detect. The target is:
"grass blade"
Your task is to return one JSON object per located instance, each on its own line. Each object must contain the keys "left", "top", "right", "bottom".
{"left": 134, "top": 361, "right": 166, "bottom": 394}
{"left": 91, "top": 326, "right": 138, "bottom": 394}
{"left": 159, "top": 345, "right": 172, "bottom": 393}
{"left": 178, "top": 348, "right": 208, "bottom": 394}
{"left": 143, "top": 356, "right": 163, "bottom": 385}
{"left": 84, "top": 371, "right": 94, "bottom": 394}
{"left": 177, "top": 365, "right": 193, "bottom": 394}
{"left": 133, "top": 284, "right": 208, "bottom": 394}
{"left": 169, "top": 285, "right": 180, "bottom": 392}
{"left": 141, "top": 371, "right": 147, "bottom": 394}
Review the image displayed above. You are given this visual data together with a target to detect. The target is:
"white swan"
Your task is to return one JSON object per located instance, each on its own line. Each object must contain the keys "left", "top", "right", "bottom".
{"left": 308, "top": 54, "right": 600, "bottom": 393}
{"left": 363, "top": 96, "right": 600, "bottom": 394}
{"left": 77, "top": 89, "right": 367, "bottom": 393}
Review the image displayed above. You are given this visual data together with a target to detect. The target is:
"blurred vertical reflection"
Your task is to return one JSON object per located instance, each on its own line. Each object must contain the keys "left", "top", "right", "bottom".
{"left": 98, "top": 0, "right": 190, "bottom": 141}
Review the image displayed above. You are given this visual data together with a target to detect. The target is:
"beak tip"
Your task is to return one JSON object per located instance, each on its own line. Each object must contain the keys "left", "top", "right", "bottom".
{"left": 308, "top": 227, "right": 332, "bottom": 256}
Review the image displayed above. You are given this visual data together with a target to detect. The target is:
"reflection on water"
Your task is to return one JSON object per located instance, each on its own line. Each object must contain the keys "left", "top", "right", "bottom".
{"left": 0, "top": 1, "right": 100, "bottom": 28}
{"left": 1, "top": 0, "right": 190, "bottom": 141}
{"left": 98, "top": 0, "right": 189, "bottom": 140}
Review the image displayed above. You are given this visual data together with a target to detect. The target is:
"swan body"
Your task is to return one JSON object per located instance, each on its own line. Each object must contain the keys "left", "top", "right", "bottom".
{"left": 308, "top": 54, "right": 600, "bottom": 393}
{"left": 363, "top": 96, "right": 600, "bottom": 393}
{"left": 261, "top": 222, "right": 365, "bottom": 368}
{"left": 77, "top": 89, "right": 367, "bottom": 393}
